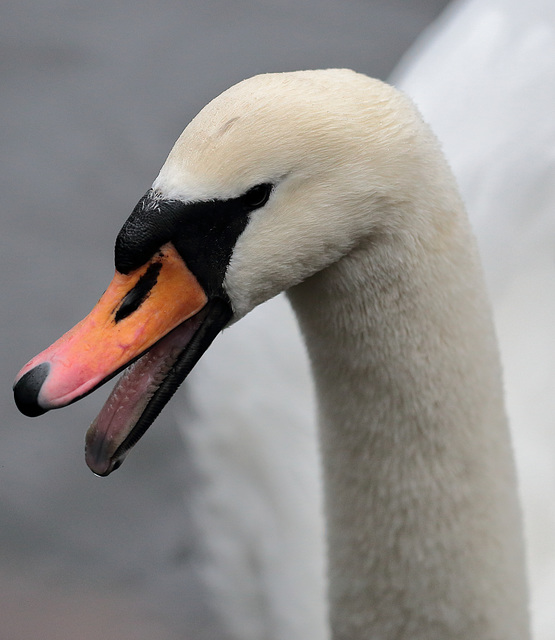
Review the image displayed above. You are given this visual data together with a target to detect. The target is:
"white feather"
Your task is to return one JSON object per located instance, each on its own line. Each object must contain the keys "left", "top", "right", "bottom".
{"left": 394, "top": 1, "right": 555, "bottom": 638}
{"left": 155, "top": 67, "right": 534, "bottom": 639}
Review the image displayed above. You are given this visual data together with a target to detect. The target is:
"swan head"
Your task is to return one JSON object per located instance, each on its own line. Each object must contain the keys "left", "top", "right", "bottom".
{"left": 13, "top": 69, "right": 442, "bottom": 474}
{"left": 154, "top": 69, "right": 437, "bottom": 317}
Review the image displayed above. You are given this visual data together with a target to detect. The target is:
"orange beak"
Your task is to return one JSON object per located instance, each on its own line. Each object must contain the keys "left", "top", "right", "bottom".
{"left": 13, "top": 242, "right": 233, "bottom": 475}
{"left": 14, "top": 243, "right": 207, "bottom": 412}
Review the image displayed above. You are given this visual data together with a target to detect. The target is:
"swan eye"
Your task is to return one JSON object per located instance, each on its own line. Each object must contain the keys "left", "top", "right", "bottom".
{"left": 242, "top": 183, "right": 273, "bottom": 211}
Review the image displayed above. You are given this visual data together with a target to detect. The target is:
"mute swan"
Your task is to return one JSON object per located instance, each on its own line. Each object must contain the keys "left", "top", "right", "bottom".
{"left": 13, "top": 69, "right": 530, "bottom": 639}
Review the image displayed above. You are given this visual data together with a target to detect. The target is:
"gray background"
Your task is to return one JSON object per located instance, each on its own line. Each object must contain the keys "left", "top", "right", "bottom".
{"left": 1, "top": 1, "right": 450, "bottom": 637}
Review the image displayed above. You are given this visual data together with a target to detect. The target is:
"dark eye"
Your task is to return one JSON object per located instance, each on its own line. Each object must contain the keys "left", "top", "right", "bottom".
{"left": 242, "top": 183, "right": 273, "bottom": 211}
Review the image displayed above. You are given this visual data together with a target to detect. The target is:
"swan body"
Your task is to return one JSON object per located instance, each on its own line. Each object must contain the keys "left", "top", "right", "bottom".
{"left": 393, "top": 1, "right": 555, "bottom": 637}
{"left": 183, "top": 295, "right": 327, "bottom": 640}
{"left": 14, "top": 69, "right": 530, "bottom": 639}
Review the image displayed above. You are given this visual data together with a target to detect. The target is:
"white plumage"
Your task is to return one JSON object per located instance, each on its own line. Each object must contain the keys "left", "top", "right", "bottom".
{"left": 395, "top": 1, "right": 555, "bottom": 637}
{"left": 151, "top": 68, "right": 531, "bottom": 639}
{"left": 182, "top": 3, "right": 555, "bottom": 636}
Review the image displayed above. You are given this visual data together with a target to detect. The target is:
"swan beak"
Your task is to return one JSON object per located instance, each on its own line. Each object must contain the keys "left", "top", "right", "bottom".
{"left": 13, "top": 242, "right": 230, "bottom": 475}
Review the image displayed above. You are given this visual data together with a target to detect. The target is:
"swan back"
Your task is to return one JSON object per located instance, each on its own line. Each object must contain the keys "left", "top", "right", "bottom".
{"left": 394, "top": 1, "right": 555, "bottom": 637}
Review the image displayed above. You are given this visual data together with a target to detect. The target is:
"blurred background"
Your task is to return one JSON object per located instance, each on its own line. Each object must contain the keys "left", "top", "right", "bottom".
{"left": 2, "top": 0, "right": 554, "bottom": 638}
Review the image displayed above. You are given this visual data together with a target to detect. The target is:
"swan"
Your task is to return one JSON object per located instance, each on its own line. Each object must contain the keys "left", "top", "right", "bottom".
{"left": 13, "top": 69, "right": 530, "bottom": 639}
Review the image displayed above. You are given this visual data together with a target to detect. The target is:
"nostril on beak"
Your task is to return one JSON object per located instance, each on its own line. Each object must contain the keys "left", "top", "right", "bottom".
{"left": 13, "top": 363, "right": 51, "bottom": 417}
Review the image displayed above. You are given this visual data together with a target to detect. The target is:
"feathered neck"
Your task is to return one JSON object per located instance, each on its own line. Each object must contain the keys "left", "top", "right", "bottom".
{"left": 288, "top": 196, "right": 529, "bottom": 639}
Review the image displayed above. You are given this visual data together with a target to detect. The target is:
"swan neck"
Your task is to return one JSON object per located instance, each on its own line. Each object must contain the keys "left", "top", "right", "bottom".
{"left": 287, "top": 225, "right": 530, "bottom": 640}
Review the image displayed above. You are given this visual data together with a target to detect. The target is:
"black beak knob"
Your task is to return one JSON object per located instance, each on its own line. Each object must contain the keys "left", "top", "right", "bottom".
{"left": 13, "top": 363, "right": 50, "bottom": 417}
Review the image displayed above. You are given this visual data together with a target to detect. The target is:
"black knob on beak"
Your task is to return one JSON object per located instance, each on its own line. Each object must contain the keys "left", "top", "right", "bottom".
{"left": 13, "top": 363, "right": 50, "bottom": 417}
